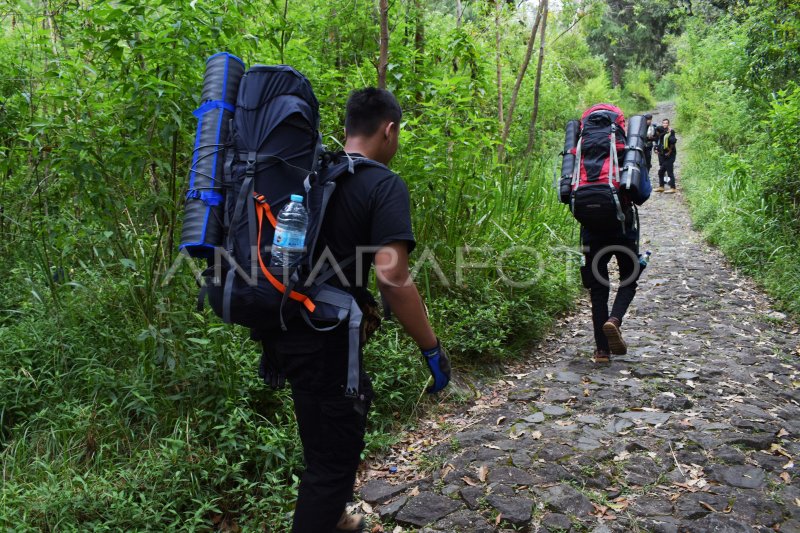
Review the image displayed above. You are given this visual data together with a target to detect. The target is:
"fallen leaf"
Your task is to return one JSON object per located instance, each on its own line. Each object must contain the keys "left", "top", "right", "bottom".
{"left": 462, "top": 476, "right": 479, "bottom": 486}
{"left": 495, "top": 513, "right": 503, "bottom": 526}
{"left": 371, "top": 524, "right": 384, "bottom": 533}
{"left": 483, "top": 444, "right": 501, "bottom": 450}
{"left": 496, "top": 416, "right": 506, "bottom": 425}
{"left": 479, "top": 465, "right": 488, "bottom": 482}
{"left": 392, "top": 526, "right": 404, "bottom": 533}
{"left": 408, "top": 486, "right": 419, "bottom": 497}
{"left": 778, "top": 428, "right": 790, "bottom": 438}
{"left": 699, "top": 501, "right": 718, "bottom": 513}
{"left": 361, "top": 502, "right": 373, "bottom": 514}
{"left": 530, "top": 430, "right": 542, "bottom": 439}
{"left": 780, "top": 472, "right": 791, "bottom": 484}
{"left": 613, "top": 450, "right": 631, "bottom": 462}
{"left": 784, "top": 461, "right": 794, "bottom": 470}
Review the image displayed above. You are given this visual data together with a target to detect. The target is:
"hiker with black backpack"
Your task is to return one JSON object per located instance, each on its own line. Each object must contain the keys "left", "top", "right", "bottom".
{"left": 261, "top": 88, "right": 450, "bottom": 533}
{"left": 557, "top": 104, "right": 652, "bottom": 363}
{"left": 654, "top": 118, "right": 678, "bottom": 193}
{"left": 180, "top": 57, "right": 449, "bottom": 533}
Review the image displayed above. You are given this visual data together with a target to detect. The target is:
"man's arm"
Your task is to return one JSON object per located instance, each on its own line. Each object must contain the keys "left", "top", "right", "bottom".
{"left": 374, "top": 241, "right": 437, "bottom": 350}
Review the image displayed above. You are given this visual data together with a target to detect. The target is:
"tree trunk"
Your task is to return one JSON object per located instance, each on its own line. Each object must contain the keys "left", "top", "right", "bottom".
{"left": 494, "top": 0, "right": 504, "bottom": 151}
{"left": 499, "top": 0, "right": 544, "bottom": 159}
{"left": 378, "top": 0, "right": 389, "bottom": 89}
{"left": 525, "top": 0, "right": 549, "bottom": 157}
{"left": 456, "top": 0, "right": 463, "bottom": 27}
{"left": 611, "top": 61, "right": 622, "bottom": 88}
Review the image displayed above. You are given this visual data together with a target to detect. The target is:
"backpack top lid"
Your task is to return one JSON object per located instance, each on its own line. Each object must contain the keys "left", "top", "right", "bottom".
{"left": 581, "top": 103, "right": 626, "bottom": 131}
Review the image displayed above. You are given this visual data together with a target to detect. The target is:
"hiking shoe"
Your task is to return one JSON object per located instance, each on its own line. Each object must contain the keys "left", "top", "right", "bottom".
{"left": 593, "top": 350, "right": 610, "bottom": 363}
{"left": 602, "top": 317, "right": 628, "bottom": 355}
{"left": 655, "top": 186, "right": 664, "bottom": 192}
{"left": 664, "top": 188, "right": 676, "bottom": 194}
{"left": 335, "top": 512, "right": 365, "bottom": 532}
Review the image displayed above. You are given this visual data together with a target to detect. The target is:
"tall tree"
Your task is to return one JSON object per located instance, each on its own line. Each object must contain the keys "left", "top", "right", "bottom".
{"left": 378, "top": 0, "right": 389, "bottom": 89}
{"left": 499, "top": 0, "right": 544, "bottom": 159}
{"left": 494, "top": 0, "right": 504, "bottom": 140}
{"left": 526, "top": 0, "right": 549, "bottom": 156}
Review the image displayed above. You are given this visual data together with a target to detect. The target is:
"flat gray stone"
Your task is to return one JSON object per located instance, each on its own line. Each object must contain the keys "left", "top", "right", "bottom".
{"left": 674, "top": 492, "right": 729, "bottom": 519}
{"left": 538, "top": 403, "right": 570, "bottom": 416}
{"left": 682, "top": 513, "right": 756, "bottom": 532}
{"left": 509, "top": 388, "right": 541, "bottom": 401}
{"left": 543, "top": 388, "right": 573, "bottom": 403}
{"left": 459, "top": 486, "right": 483, "bottom": 510}
{"left": 432, "top": 509, "right": 493, "bottom": 533}
{"left": 395, "top": 491, "right": 462, "bottom": 527}
{"left": 652, "top": 393, "right": 693, "bottom": 411}
{"left": 377, "top": 496, "right": 407, "bottom": 519}
{"left": 520, "top": 412, "right": 546, "bottom": 423}
{"left": 555, "top": 371, "right": 583, "bottom": 383}
{"left": 488, "top": 466, "right": 535, "bottom": 486}
{"left": 541, "top": 512, "right": 572, "bottom": 530}
{"left": 485, "top": 494, "right": 533, "bottom": 526}
{"left": 360, "top": 480, "right": 406, "bottom": 504}
{"left": 707, "top": 465, "right": 766, "bottom": 489}
{"left": 542, "top": 483, "right": 594, "bottom": 518}
{"left": 632, "top": 495, "right": 673, "bottom": 516}
{"left": 618, "top": 411, "right": 671, "bottom": 425}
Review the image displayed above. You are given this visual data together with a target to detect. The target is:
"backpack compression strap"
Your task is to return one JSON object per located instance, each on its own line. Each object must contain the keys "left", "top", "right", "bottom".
{"left": 608, "top": 124, "right": 626, "bottom": 233}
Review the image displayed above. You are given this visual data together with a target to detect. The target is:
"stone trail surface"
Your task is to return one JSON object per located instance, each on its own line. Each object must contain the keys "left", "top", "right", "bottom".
{"left": 358, "top": 103, "right": 800, "bottom": 532}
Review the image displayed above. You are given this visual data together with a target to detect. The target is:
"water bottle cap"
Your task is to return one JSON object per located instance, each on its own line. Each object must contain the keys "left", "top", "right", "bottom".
{"left": 290, "top": 194, "right": 303, "bottom": 203}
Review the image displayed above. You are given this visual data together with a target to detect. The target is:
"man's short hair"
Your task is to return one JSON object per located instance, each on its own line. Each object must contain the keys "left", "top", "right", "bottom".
{"left": 644, "top": 113, "right": 653, "bottom": 119}
{"left": 345, "top": 88, "right": 402, "bottom": 137}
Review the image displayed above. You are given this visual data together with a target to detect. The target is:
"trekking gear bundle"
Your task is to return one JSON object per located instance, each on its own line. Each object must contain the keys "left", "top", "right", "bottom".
{"left": 557, "top": 103, "right": 650, "bottom": 231}
{"left": 179, "top": 55, "right": 375, "bottom": 398}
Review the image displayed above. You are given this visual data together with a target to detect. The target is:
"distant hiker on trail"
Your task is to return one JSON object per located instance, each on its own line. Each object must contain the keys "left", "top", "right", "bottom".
{"left": 557, "top": 104, "right": 651, "bottom": 363}
{"left": 654, "top": 118, "right": 678, "bottom": 193}
{"left": 644, "top": 113, "right": 655, "bottom": 170}
{"left": 261, "top": 88, "right": 450, "bottom": 533}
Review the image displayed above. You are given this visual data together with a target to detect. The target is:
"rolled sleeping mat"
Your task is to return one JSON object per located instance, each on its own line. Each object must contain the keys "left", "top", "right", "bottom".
{"left": 559, "top": 120, "right": 580, "bottom": 204}
{"left": 620, "top": 114, "right": 647, "bottom": 194}
{"left": 180, "top": 52, "right": 246, "bottom": 259}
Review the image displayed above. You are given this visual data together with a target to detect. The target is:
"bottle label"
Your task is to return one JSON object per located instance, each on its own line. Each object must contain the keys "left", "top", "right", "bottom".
{"left": 273, "top": 227, "right": 306, "bottom": 249}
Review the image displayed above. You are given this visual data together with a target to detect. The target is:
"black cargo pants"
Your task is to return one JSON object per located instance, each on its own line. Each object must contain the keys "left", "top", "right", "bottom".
{"left": 263, "top": 323, "right": 373, "bottom": 533}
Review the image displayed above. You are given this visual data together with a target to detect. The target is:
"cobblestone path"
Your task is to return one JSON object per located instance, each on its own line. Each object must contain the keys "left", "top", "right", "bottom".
{"left": 358, "top": 104, "right": 800, "bottom": 533}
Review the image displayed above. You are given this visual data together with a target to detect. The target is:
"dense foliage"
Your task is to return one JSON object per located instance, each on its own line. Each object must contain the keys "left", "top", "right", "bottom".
{"left": 675, "top": 0, "right": 800, "bottom": 316}
{"left": 0, "top": 1, "right": 657, "bottom": 529}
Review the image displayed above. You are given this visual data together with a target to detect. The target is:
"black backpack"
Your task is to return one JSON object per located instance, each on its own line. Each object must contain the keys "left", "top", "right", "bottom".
{"left": 192, "top": 65, "right": 377, "bottom": 398}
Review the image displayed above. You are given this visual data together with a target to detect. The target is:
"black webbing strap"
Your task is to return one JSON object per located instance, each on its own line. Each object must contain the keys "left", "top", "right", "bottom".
{"left": 300, "top": 286, "right": 362, "bottom": 398}
{"left": 223, "top": 172, "right": 254, "bottom": 324}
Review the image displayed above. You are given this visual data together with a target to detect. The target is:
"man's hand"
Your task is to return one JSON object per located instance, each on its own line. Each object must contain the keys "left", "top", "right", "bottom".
{"left": 421, "top": 341, "right": 451, "bottom": 394}
{"left": 259, "top": 348, "right": 286, "bottom": 390}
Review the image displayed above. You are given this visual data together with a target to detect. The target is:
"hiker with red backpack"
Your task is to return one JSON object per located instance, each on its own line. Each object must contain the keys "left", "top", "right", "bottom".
{"left": 654, "top": 118, "right": 678, "bottom": 193}
{"left": 558, "top": 104, "right": 652, "bottom": 362}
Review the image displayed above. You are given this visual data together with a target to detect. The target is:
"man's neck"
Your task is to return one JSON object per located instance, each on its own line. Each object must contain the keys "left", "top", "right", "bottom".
{"left": 343, "top": 138, "right": 377, "bottom": 161}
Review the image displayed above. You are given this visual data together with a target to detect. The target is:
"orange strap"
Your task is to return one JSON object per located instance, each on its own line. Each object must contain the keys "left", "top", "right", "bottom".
{"left": 254, "top": 198, "right": 315, "bottom": 313}
{"left": 253, "top": 193, "right": 278, "bottom": 228}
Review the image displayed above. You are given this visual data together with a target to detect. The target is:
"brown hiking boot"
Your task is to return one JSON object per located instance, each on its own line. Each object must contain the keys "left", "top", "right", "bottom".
{"left": 664, "top": 187, "right": 676, "bottom": 194}
{"left": 602, "top": 317, "right": 628, "bottom": 355}
{"left": 655, "top": 186, "right": 664, "bottom": 192}
{"left": 336, "top": 512, "right": 365, "bottom": 532}
{"left": 593, "top": 349, "right": 610, "bottom": 363}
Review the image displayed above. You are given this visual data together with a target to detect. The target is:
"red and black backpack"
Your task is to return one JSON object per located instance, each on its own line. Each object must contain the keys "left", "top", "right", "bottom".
{"left": 568, "top": 103, "right": 629, "bottom": 232}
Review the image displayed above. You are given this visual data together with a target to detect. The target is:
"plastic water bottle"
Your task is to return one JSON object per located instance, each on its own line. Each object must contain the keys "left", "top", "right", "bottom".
{"left": 639, "top": 250, "right": 652, "bottom": 268}
{"left": 270, "top": 194, "right": 308, "bottom": 267}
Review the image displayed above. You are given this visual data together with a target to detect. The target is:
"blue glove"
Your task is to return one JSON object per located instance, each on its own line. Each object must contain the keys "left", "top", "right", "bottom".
{"left": 421, "top": 341, "right": 451, "bottom": 394}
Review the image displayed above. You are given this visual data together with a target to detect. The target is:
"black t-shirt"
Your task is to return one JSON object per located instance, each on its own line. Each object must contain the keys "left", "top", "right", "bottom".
{"left": 314, "top": 153, "right": 416, "bottom": 290}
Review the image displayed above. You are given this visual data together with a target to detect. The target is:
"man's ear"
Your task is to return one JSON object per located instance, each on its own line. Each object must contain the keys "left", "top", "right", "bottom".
{"left": 384, "top": 121, "right": 396, "bottom": 140}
